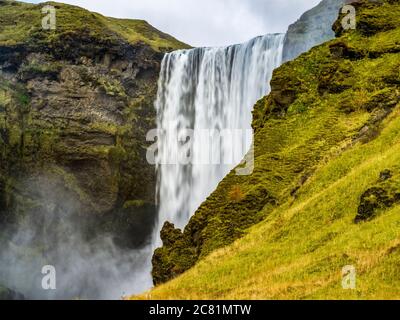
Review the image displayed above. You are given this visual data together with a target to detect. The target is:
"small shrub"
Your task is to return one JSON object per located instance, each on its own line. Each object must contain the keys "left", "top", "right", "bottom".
{"left": 228, "top": 185, "right": 245, "bottom": 203}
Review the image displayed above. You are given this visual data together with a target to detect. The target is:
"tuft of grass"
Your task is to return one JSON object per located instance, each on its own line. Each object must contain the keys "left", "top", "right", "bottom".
{"left": 228, "top": 185, "right": 245, "bottom": 203}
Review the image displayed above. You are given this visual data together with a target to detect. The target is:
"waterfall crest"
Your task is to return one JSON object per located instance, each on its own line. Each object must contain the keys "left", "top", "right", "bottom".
{"left": 154, "top": 34, "right": 284, "bottom": 241}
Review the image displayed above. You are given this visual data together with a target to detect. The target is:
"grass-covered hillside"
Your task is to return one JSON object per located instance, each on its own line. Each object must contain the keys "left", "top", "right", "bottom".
{"left": 139, "top": 0, "right": 400, "bottom": 299}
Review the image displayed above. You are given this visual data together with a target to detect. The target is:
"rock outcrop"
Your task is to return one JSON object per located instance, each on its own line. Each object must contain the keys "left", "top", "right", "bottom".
{"left": 356, "top": 169, "right": 400, "bottom": 223}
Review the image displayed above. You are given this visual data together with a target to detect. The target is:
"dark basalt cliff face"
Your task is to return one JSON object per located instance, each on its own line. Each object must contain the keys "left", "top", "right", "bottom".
{"left": 0, "top": 1, "right": 187, "bottom": 248}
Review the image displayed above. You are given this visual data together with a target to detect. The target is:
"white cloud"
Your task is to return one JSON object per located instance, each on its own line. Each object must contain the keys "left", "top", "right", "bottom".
{"left": 26, "top": 0, "right": 321, "bottom": 47}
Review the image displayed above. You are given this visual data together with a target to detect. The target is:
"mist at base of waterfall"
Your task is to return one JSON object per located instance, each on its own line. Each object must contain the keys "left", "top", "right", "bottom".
{"left": 0, "top": 176, "right": 153, "bottom": 300}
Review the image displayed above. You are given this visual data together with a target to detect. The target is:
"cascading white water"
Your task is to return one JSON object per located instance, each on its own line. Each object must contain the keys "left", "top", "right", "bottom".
{"left": 153, "top": 34, "right": 284, "bottom": 242}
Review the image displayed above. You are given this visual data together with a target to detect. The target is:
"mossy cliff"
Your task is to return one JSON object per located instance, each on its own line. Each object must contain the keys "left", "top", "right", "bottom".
{"left": 148, "top": 0, "right": 400, "bottom": 298}
{"left": 0, "top": 1, "right": 188, "bottom": 247}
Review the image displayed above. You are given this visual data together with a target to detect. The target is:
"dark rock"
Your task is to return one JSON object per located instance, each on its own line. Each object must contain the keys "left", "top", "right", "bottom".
{"left": 355, "top": 169, "right": 400, "bottom": 223}
{"left": 160, "top": 222, "right": 183, "bottom": 247}
{"left": 329, "top": 41, "right": 365, "bottom": 60}
{"left": 356, "top": 187, "right": 392, "bottom": 222}
{"left": 380, "top": 169, "right": 392, "bottom": 181}
{"left": 269, "top": 70, "right": 301, "bottom": 112}
{"left": 152, "top": 223, "right": 197, "bottom": 285}
{"left": 352, "top": 106, "right": 395, "bottom": 144}
{"left": 101, "top": 202, "right": 158, "bottom": 249}
{"left": 318, "top": 62, "right": 353, "bottom": 95}
{"left": 0, "top": 286, "right": 25, "bottom": 300}
{"left": 363, "top": 90, "right": 399, "bottom": 112}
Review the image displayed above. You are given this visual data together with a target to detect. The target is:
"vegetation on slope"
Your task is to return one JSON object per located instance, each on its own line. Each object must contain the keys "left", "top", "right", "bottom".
{"left": 144, "top": 0, "right": 400, "bottom": 299}
{"left": 0, "top": 0, "right": 188, "bottom": 51}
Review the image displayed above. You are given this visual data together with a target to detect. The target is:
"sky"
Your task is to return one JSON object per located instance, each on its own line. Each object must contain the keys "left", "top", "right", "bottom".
{"left": 26, "top": 0, "right": 322, "bottom": 47}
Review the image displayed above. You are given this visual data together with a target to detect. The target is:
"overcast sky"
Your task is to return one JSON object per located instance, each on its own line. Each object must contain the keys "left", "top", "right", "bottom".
{"left": 27, "top": 0, "right": 321, "bottom": 47}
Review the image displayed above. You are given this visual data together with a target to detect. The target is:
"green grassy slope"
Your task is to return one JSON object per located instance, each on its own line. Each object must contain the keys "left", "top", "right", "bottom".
{"left": 0, "top": 0, "right": 189, "bottom": 51}
{"left": 138, "top": 0, "right": 400, "bottom": 299}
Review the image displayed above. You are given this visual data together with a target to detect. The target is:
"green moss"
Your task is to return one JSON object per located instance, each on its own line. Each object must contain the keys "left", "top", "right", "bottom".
{"left": 108, "top": 145, "right": 127, "bottom": 166}
{"left": 123, "top": 199, "right": 147, "bottom": 209}
{"left": 96, "top": 15, "right": 190, "bottom": 51}
{"left": 355, "top": 168, "right": 400, "bottom": 223}
{"left": 89, "top": 122, "right": 118, "bottom": 136}
{"left": 0, "top": 1, "right": 40, "bottom": 46}
{"left": 0, "top": 1, "right": 188, "bottom": 51}
{"left": 97, "top": 76, "right": 127, "bottom": 98}
{"left": 19, "top": 60, "right": 62, "bottom": 79}
{"left": 15, "top": 91, "right": 29, "bottom": 107}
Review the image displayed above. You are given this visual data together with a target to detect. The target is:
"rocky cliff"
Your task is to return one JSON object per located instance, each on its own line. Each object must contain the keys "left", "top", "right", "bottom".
{"left": 0, "top": 1, "right": 188, "bottom": 248}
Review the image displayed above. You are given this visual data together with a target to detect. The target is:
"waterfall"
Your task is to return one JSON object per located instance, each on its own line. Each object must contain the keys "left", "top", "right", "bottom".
{"left": 153, "top": 34, "right": 284, "bottom": 243}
